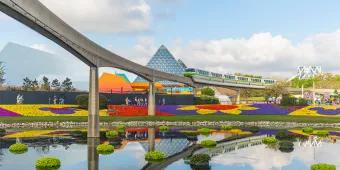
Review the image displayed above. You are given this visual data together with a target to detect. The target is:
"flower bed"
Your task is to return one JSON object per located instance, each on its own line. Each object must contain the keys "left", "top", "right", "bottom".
{"left": 241, "top": 104, "right": 289, "bottom": 115}
{"left": 108, "top": 105, "right": 174, "bottom": 116}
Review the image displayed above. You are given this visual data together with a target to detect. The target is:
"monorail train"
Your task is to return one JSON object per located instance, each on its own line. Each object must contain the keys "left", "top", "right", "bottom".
{"left": 184, "top": 68, "right": 276, "bottom": 85}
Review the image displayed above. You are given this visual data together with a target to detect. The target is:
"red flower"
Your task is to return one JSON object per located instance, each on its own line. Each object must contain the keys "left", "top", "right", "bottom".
{"left": 108, "top": 105, "right": 174, "bottom": 116}
{"left": 196, "top": 104, "right": 238, "bottom": 110}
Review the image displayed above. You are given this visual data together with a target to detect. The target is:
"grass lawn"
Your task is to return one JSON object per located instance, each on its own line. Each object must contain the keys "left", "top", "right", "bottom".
{"left": 0, "top": 115, "right": 339, "bottom": 123}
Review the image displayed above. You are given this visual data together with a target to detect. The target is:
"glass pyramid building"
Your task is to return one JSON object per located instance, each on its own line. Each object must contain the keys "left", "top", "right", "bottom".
{"left": 134, "top": 45, "right": 186, "bottom": 86}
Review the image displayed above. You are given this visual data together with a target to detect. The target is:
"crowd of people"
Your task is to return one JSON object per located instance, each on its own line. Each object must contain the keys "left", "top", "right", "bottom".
{"left": 125, "top": 97, "right": 166, "bottom": 105}
{"left": 16, "top": 94, "right": 65, "bottom": 104}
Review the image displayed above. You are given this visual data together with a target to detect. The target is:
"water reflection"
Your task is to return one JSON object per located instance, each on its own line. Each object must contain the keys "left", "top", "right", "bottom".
{"left": 147, "top": 128, "right": 155, "bottom": 152}
{"left": 88, "top": 138, "right": 99, "bottom": 170}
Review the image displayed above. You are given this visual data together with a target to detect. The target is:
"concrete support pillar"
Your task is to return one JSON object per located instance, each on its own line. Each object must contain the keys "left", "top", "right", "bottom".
{"left": 88, "top": 137, "right": 99, "bottom": 170}
{"left": 148, "top": 81, "right": 156, "bottom": 116}
{"left": 148, "top": 128, "right": 155, "bottom": 151}
{"left": 236, "top": 89, "right": 241, "bottom": 104}
{"left": 88, "top": 67, "right": 99, "bottom": 138}
{"left": 192, "top": 87, "right": 196, "bottom": 96}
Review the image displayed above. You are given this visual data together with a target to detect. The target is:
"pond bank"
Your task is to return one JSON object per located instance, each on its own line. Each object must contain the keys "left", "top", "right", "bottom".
{"left": 0, "top": 121, "right": 339, "bottom": 129}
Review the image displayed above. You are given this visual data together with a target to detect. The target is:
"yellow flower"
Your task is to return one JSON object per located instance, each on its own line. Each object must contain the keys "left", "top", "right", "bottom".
{"left": 177, "top": 105, "right": 197, "bottom": 110}
{"left": 221, "top": 104, "right": 257, "bottom": 115}
{"left": 197, "top": 109, "right": 216, "bottom": 115}
{"left": 4, "top": 130, "right": 56, "bottom": 138}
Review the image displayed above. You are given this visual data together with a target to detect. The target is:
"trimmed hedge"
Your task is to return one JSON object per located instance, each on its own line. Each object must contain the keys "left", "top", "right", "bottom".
{"left": 9, "top": 143, "right": 28, "bottom": 154}
{"left": 201, "top": 87, "right": 215, "bottom": 96}
{"left": 35, "top": 157, "right": 61, "bottom": 170}
{"left": 145, "top": 151, "right": 166, "bottom": 162}
{"left": 96, "top": 144, "right": 114, "bottom": 155}
{"left": 302, "top": 127, "right": 314, "bottom": 134}
{"left": 316, "top": 130, "right": 329, "bottom": 137}
{"left": 281, "top": 96, "right": 308, "bottom": 106}
{"left": 279, "top": 141, "right": 294, "bottom": 153}
{"left": 311, "top": 163, "right": 336, "bottom": 170}
{"left": 159, "top": 125, "right": 170, "bottom": 132}
{"left": 75, "top": 94, "right": 108, "bottom": 109}
{"left": 200, "top": 140, "right": 217, "bottom": 148}
{"left": 262, "top": 137, "right": 277, "bottom": 144}
{"left": 197, "top": 128, "right": 212, "bottom": 135}
{"left": 194, "top": 95, "right": 220, "bottom": 104}
{"left": 105, "top": 130, "right": 118, "bottom": 139}
{"left": 221, "top": 125, "right": 233, "bottom": 130}
{"left": 189, "top": 154, "right": 211, "bottom": 165}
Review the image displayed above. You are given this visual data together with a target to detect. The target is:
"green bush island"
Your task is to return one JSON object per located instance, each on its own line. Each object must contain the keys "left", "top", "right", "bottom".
{"left": 197, "top": 128, "right": 212, "bottom": 135}
{"left": 35, "top": 156, "right": 61, "bottom": 170}
{"left": 244, "top": 126, "right": 260, "bottom": 133}
{"left": 221, "top": 125, "right": 233, "bottom": 130}
{"left": 302, "top": 127, "right": 314, "bottom": 134}
{"left": 311, "top": 163, "right": 336, "bottom": 170}
{"left": 105, "top": 130, "right": 118, "bottom": 139}
{"left": 159, "top": 125, "right": 170, "bottom": 132}
{"left": 275, "top": 130, "right": 293, "bottom": 140}
{"left": 316, "top": 130, "right": 329, "bottom": 137}
{"left": 200, "top": 140, "right": 217, "bottom": 148}
{"left": 279, "top": 141, "right": 294, "bottom": 153}
{"left": 262, "top": 137, "right": 278, "bottom": 144}
{"left": 9, "top": 143, "right": 28, "bottom": 154}
{"left": 75, "top": 94, "right": 108, "bottom": 109}
{"left": 116, "top": 124, "right": 126, "bottom": 133}
{"left": 189, "top": 154, "right": 211, "bottom": 165}
{"left": 144, "top": 151, "right": 166, "bottom": 162}
{"left": 96, "top": 144, "right": 114, "bottom": 155}
{"left": 194, "top": 95, "right": 220, "bottom": 104}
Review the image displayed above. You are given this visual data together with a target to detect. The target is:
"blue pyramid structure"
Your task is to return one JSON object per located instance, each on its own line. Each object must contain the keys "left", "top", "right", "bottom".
{"left": 134, "top": 45, "right": 186, "bottom": 85}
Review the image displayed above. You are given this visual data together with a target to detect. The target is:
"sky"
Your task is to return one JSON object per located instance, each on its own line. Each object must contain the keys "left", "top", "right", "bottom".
{"left": 1, "top": 0, "right": 340, "bottom": 87}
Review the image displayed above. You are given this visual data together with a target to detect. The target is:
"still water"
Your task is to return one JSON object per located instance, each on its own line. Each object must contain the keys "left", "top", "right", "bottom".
{"left": 0, "top": 127, "right": 339, "bottom": 170}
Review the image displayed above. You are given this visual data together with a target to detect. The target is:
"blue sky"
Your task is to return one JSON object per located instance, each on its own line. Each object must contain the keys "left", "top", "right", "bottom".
{"left": 1, "top": 0, "right": 340, "bottom": 88}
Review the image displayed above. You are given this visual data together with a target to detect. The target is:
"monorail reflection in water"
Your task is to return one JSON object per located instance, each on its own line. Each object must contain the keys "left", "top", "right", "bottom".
{"left": 0, "top": 127, "right": 339, "bottom": 170}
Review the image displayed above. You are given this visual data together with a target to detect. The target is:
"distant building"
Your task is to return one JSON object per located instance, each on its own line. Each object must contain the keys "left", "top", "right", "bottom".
{"left": 297, "top": 66, "right": 322, "bottom": 79}
{"left": 134, "top": 45, "right": 192, "bottom": 94}
{"left": 99, "top": 73, "right": 132, "bottom": 93}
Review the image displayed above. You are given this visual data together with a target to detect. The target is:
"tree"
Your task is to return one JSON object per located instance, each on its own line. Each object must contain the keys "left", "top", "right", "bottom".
{"left": 31, "top": 79, "right": 39, "bottom": 91}
{"left": 41, "top": 76, "right": 50, "bottom": 91}
{"left": 265, "top": 81, "right": 289, "bottom": 103}
{"left": 22, "top": 77, "right": 32, "bottom": 91}
{"left": 201, "top": 87, "right": 215, "bottom": 96}
{"left": 241, "top": 89, "right": 252, "bottom": 104}
{"left": 0, "top": 62, "right": 5, "bottom": 85}
{"left": 51, "top": 79, "right": 61, "bottom": 91}
{"left": 61, "top": 77, "right": 74, "bottom": 92}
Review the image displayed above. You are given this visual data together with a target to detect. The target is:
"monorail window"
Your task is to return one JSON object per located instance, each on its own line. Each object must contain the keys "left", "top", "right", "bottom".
{"left": 185, "top": 68, "right": 196, "bottom": 72}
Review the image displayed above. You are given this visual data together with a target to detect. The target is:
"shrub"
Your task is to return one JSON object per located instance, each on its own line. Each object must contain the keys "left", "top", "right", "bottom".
{"left": 311, "top": 163, "right": 336, "bottom": 170}
{"left": 316, "top": 130, "right": 329, "bottom": 137}
{"left": 116, "top": 124, "right": 126, "bottom": 133}
{"left": 0, "top": 128, "right": 5, "bottom": 136}
{"left": 262, "top": 137, "right": 278, "bottom": 144}
{"left": 281, "top": 96, "right": 308, "bottom": 106}
{"left": 105, "top": 130, "right": 118, "bottom": 139}
{"left": 189, "top": 154, "right": 211, "bottom": 165}
{"left": 244, "top": 126, "right": 260, "bottom": 133}
{"left": 302, "top": 127, "right": 314, "bottom": 134}
{"left": 35, "top": 156, "right": 61, "bottom": 170}
{"left": 159, "top": 125, "right": 170, "bottom": 132}
{"left": 197, "top": 128, "right": 212, "bottom": 135}
{"left": 200, "top": 140, "right": 217, "bottom": 148}
{"left": 9, "top": 143, "right": 28, "bottom": 154}
{"left": 201, "top": 87, "right": 215, "bottom": 96}
{"left": 194, "top": 95, "right": 220, "bottom": 104}
{"left": 145, "top": 151, "right": 166, "bottom": 162}
{"left": 278, "top": 141, "right": 294, "bottom": 153}
{"left": 221, "top": 125, "right": 233, "bottom": 131}
{"left": 96, "top": 144, "right": 114, "bottom": 155}
{"left": 75, "top": 94, "right": 108, "bottom": 109}
{"left": 275, "top": 130, "right": 293, "bottom": 140}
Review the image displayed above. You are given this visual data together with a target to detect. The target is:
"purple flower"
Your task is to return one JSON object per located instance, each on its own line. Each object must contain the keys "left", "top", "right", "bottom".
{"left": 156, "top": 105, "right": 198, "bottom": 115}
{"left": 0, "top": 108, "right": 21, "bottom": 117}
{"left": 310, "top": 107, "right": 340, "bottom": 115}
{"left": 39, "top": 107, "right": 76, "bottom": 114}
{"left": 241, "top": 104, "right": 289, "bottom": 115}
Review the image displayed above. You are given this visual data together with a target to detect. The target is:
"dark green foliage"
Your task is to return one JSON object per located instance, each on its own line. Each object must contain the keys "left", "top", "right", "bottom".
{"left": 281, "top": 96, "right": 308, "bottom": 106}
{"left": 278, "top": 141, "right": 294, "bottom": 153}
{"left": 201, "top": 87, "right": 215, "bottom": 96}
{"left": 41, "top": 76, "right": 50, "bottom": 91}
{"left": 189, "top": 154, "right": 211, "bottom": 165}
{"left": 0, "top": 128, "right": 6, "bottom": 136}
{"left": 51, "top": 79, "right": 61, "bottom": 91}
{"left": 244, "top": 126, "right": 259, "bottom": 133}
{"left": 145, "top": 151, "right": 166, "bottom": 162}
{"left": 200, "top": 140, "right": 217, "bottom": 148}
{"left": 9, "top": 143, "right": 28, "bottom": 154}
{"left": 61, "top": 77, "right": 74, "bottom": 92}
{"left": 311, "top": 163, "right": 336, "bottom": 170}
{"left": 194, "top": 95, "right": 220, "bottom": 104}
{"left": 96, "top": 144, "right": 114, "bottom": 155}
{"left": 35, "top": 156, "right": 61, "bottom": 170}
{"left": 275, "top": 130, "right": 294, "bottom": 141}
{"left": 302, "top": 127, "right": 314, "bottom": 134}
{"left": 75, "top": 94, "right": 108, "bottom": 109}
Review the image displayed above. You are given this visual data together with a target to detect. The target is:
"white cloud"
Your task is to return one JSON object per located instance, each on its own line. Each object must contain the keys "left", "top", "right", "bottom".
{"left": 30, "top": 43, "right": 55, "bottom": 54}
{"left": 39, "top": 0, "right": 151, "bottom": 33}
{"left": 172, "top": 30, "right": 340, "bottom": 78}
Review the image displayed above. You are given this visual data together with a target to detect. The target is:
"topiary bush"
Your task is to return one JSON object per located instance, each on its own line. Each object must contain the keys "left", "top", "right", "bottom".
{"left": 145, "top": 151, "right": 166, "bottom": 162}
{"left": 311, "top": 163, "right": 336, "bottom": 170}
{"left": 116, "top": 124, "right": 126, "bottom": 133}
{"left": 105, "top": 130, "right": 118, "bottom": 139}
{"left": 221, "top": 125, "right": 233, "bottom": 131}
{"left": 201, "top": 87, "right": 215, "bottom": 96}
{"left": 244, "top": 126, "right": 260, "bottom": 133}
{"left": 200, "top": 140, "right": 217, "bottom": 148}
{"left": 316, "top": 130, "right": 329, "bottom": 137}
{"left": 262, "top": 137, "right": 278, "bottom": 145}
{"left": 278, "top": 141, "right": 294, "bottom": 153}
{"left": 75, "top": 94, "right": 108, "bottom": 109}
{"left": 197, "top": 128, "right": 212, "bottom": 135}
{"left": 194, "top": 95, "right": 220, "bottom": 104}
{"left": 302, "top": 127, "right": 314, "bottom": 134}
{"left": 0, "top": 128, "right": 6, "bottom": 136}
{"left": 275, "top": 130, "right": 293, "bottom": 140}
{"left": 189, "top": 154, "right": 211, "bottom": 165}
{"left": 159, "top": 125, "right": 170, "bottom": 132}
{"left": 96, "top": 144, "right": 114, "bottom": 155}
{"left": 9, "top": 143, "right": 28, "bottom": 154}
{"left": 35, "top": 156, "right": 61, "bottom": 170}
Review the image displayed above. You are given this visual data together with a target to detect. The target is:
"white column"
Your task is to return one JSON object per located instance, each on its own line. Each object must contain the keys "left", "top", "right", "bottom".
{"left": 148, "top": 81, "right": 156, "bottom": 116}
{"left": 88, "top": 67, "right": 99, "bottom": 138}
{"left": 236, "top": 89, "right": 241, "bottom": 104}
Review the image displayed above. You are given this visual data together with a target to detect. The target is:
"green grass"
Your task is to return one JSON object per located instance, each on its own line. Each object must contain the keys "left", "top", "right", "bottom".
{"left": 0, "top": 115, "right": 339, "bottom": 123}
